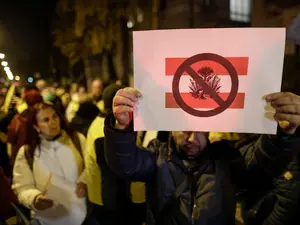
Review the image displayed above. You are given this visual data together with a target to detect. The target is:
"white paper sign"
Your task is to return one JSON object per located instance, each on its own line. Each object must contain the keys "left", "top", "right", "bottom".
{"left": 133, "top": 28, "right": 285, "bottom": 134}
{"left": 35, "top": 176, "right": 86, "bottom": 225}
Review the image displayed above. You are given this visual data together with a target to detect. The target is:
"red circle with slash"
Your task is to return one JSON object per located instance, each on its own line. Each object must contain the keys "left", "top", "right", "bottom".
{"left": 172, "top": 53, "right": 239, "bottom": 117}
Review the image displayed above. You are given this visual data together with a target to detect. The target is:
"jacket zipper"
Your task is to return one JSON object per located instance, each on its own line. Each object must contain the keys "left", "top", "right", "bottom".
{"left": 189, "top": 172, "right": 197, "bottom": 225}
{"left": 192, "top": 196, "right": 197, "bottom": 224}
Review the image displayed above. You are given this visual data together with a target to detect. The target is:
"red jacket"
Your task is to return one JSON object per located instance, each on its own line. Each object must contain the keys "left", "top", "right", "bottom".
{"left": 7, "top": 112, "right": 29, "bottom": 165}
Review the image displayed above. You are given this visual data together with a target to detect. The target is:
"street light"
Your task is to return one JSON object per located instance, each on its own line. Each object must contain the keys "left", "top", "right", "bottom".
{"left": 7, "top": 74, "right": 13, "bottom": 80}
{"left": 15, "top": 75, "right": 20, "bottom": 81}
{"left": 6, "top": 70, "right": 13, "bottom": 81}
{"left": 127, "top": 20, "right": 134, "bottom": 28}
{"left": 0, "top": 53, "right": 4, "bottom": 59}
{"left": 1, "top": 61, "right": 8, "bottom": 66}
{"left": 4, "top": 66, "right": 10, "bottom": 71}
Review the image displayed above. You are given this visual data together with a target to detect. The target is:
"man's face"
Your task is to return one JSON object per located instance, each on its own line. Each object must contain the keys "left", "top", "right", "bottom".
{"left": 78, "top": 87, "right": 86, "bottom": 95}
{"left": 91, "top": 80, "right": 103, "bottom": 98}
{"left": 36, "top": 80, "right": 46, "bottom": 92}
{"left": 172, "top": 131, "right": 208, "bottom": 159}
{"left": 50, "top": 86, "right": 57, "bottom": 94}
{"left": 41, "top": 88, "right": 51, "bottom": 98}
{"left": 1, "top": 87, "right": 8, "bottom": 95}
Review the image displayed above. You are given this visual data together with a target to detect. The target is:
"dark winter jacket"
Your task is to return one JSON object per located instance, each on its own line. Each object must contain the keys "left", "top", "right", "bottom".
{"left": 266, "top": 156, "right": 300, "bottom": 225}
{"left": 241, "top": 153, "right": 300, "bottom": 225}
{"left": 104, "top": 114, "right": 300, "bottom": 225}
{"left": 231, "top": 134, "right": 300, "bottom": 225}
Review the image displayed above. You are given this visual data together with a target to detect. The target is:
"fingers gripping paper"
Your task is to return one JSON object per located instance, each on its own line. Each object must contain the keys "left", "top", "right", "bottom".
{"left": 133, "top": 28, "right": 285, "bottom": 134}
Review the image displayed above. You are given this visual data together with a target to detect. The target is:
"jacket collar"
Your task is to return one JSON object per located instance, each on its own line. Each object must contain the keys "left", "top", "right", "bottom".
{"left": 40, "top": 130, "right": 68, "bottom": 145}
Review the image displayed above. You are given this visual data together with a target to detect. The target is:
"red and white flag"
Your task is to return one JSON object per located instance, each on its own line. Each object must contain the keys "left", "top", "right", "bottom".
{"left": 133, "top": 28, "right": 285, "bottom": 134}
{"left": 164, "top": 57, "right": 248, "bottom": 109}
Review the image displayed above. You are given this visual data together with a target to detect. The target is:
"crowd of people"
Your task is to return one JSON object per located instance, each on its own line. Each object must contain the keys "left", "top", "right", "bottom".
{"left": 0, "top": 79, "right": 145, "bottom": 225}
{"left": 0, "top": 78, "right": 300, "bottom": 225}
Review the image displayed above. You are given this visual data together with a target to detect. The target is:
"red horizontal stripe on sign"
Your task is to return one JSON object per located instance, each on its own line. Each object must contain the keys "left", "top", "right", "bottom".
{"left": 165, "top": 93, "right": 245, "bottom": 109}
{"left": 165, "top": 57, "right": 249, "bottom": 76}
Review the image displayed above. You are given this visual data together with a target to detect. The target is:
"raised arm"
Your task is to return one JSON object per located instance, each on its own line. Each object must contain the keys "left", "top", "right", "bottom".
{"left": 238, "top": 132, "right": 299, "bottom": 178}
{"left": 104, "top": 87, "right": 156, "bottom": 182}
{"left": 104, "top": 114, "right": 156, "bottom": 182}
{"left": 232, "top": 92, "right": 300, "bottom": 184}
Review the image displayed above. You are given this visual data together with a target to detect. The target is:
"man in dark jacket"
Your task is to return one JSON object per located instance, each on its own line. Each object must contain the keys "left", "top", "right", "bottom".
{"left": 85, "top": 84, "right": 146, "bottom": 225}
{"left": 236, "top": 135, "right": 300, "bottom": 225}
{"left": 104, "top": 88, "right": 300, "bottom": 225}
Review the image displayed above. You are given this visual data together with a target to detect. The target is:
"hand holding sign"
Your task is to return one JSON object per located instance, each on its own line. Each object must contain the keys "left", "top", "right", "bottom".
{"left": 266, "top": 92, "right": 300, "bottom": 134}
{"left": 113, "top": 87, "right": 142, "bottom": 129}
{"left": 75, "top": 182, "right": 87, "bottom": 198}
{"left": 34, "top": 194, "right": 54, "bottom": 211}
{"left": 113, "top": 86, "right": 300, "bottom": 134}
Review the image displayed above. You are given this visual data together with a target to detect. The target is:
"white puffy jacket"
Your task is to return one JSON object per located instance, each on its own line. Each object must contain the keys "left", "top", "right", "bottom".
{"left": 12, "top": 131, "right": 87, "bottom": 225}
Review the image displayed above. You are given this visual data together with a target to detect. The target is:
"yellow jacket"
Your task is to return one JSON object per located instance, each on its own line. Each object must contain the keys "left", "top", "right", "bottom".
{"left": 84, "top": 116, "right": 145, "bottom": 205}
{"left": 95, "top": 100, "right": 104, "bottom": 113}
{"left": 209, "top": 132, "right": 240, "bottom": 143}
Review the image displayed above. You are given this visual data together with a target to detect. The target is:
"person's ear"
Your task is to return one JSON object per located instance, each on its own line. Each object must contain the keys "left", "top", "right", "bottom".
{"left": 33, "top": 125, "right": 40, "bottom": 133}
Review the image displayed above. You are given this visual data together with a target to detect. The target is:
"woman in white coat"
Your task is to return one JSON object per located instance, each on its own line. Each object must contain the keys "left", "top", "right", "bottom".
{"left": 12, "top": 102, "right": 88, "bottom": 225}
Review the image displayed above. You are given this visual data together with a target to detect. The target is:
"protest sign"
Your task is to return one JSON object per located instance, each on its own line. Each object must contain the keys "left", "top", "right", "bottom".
{"left": 133, "top": 28, "right": 285, "bottom": 134}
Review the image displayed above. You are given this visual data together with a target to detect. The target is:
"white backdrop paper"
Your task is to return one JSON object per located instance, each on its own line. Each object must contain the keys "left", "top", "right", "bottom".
{"left": 133, "top": 28, "right": 285, "bottom": 134}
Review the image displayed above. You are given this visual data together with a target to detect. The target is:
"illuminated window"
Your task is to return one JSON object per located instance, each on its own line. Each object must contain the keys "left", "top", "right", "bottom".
{"left": 230, "top": 0, "right": 251, "bottom": 23}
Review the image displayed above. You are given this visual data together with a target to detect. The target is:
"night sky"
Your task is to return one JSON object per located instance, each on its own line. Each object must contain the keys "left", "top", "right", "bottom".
{"left": 0, "top": 0, "right": 57, "bottom": 79}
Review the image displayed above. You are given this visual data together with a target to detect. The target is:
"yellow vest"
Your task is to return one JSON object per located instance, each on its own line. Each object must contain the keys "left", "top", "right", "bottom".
{"left": 16, "top": 102, "right": 27, "bottom": 114}
{"left": 85, "top": 117, "right": 146, "bottom": 205}
{"left": 65, "top": 101, "right": 79, "bottom": 122}
{"left": 95, "top": 100, "right": 104, "bottom": 113}
{"left": 3, "top": 85, "right": 15, "bottom": 113}
{"left": 209, "top": 132, "right": 240, "bottom": 142}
